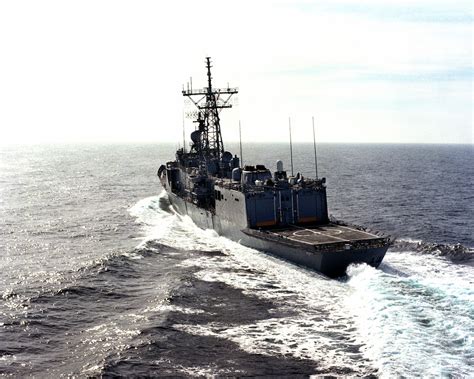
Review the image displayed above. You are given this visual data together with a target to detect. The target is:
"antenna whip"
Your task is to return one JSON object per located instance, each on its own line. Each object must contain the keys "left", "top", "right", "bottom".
{"left": 239, "top": 120, "right": 243, "bottom": 167}
{"left": 289, "top": 117, "right": 294, "bottom": 176}
{"left": 312, "top": 116, "right": 318, "bottom": 179}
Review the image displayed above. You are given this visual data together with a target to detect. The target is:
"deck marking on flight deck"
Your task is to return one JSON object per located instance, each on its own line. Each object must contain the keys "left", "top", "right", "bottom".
{"left": 294, "top": 230, "right": 319, "bottom": 237}
{"left": 323, "top": 229, "right": 343, "bottom": 235}
{"left": 265, "top": 229, "right": 340, "bottom": 245}
{"left": 290, "top": 226, "right": 350, "bottom": 242}
{"left": 285, "top": 235, "right": 349, "bottom": 245}
{"left": 336, "top": 224, "right": 379, "bottom": 238}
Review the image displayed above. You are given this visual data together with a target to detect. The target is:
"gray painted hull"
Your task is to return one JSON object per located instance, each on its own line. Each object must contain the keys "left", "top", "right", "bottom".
{"left": 166, "top": 191, "right": 388, "bottom": 278}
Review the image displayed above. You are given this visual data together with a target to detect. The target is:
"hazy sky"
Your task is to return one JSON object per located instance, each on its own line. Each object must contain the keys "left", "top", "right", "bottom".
{"left": 0, "top": 0, "right": 472, "bottom": 144}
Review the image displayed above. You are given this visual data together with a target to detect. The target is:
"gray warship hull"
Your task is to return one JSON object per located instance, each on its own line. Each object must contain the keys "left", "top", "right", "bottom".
{"left": 166, "top": 190, "right": 389, "bottom": 278}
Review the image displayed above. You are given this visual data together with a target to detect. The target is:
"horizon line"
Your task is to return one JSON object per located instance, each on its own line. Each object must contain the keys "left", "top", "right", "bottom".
{"left": 1, "top": 140, "right": 472, "bottom": 146}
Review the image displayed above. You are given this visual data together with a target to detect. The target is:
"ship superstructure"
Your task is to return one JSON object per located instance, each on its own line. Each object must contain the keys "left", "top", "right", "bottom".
{"left": 158, "top": 58, "right": 390, "bottom": 277}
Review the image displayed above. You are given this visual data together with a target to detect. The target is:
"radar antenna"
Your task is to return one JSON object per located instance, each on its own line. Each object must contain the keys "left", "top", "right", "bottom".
{"left": 182, "top": 57, "right": 238, "bottom": 159}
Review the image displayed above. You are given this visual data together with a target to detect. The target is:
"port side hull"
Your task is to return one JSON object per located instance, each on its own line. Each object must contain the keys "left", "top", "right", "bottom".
{"left": 166, "top": 191, "right": 388, "bottom": 278}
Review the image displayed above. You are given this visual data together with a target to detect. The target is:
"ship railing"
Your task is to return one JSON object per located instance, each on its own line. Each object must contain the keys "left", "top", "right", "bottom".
{"left": 242, "top": 183, "right": 325, "bottom": 193}
{"left": 215, "top": 181, "right": 243, "bottom": 191}
{"left": 215, "top": 181, "right": 326, "bottom": 193}
{"left": 215, "top": 182, "right": 274, "bottom": 193}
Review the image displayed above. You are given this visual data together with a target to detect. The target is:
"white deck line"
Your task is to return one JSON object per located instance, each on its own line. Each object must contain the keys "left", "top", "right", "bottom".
{"left": 268, "top": 226, "right": 350, "bottom": 245}
{"left": 289, "top": 225, "right": 350, "bottom": 242}
{"left": 286, "top": 235, "right": 348, "bottom": 245}
{"left": 265, "top": 230, "right": 319, "bottom": 245}
{"left": 334, "top": 224, "right": 380, "bottom": 238}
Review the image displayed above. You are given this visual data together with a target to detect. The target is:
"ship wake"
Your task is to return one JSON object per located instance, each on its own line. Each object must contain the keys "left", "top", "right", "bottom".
{"left": 112, "top": 194, "right": 474, "bottom": 377}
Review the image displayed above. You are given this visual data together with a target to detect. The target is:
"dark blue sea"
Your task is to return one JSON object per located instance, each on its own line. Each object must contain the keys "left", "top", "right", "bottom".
{"left": 1, "top": 143, "right": 472, "bottom": 377}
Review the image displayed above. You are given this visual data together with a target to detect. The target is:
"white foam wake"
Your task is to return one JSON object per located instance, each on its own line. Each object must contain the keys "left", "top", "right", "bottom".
{"left": 346, "top": 252, "right": 474, "bottom": 377}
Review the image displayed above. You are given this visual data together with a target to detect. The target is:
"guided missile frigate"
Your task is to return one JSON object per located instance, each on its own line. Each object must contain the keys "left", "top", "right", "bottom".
{"left": 158, "top": 58, "right": 391, "bottom": 277}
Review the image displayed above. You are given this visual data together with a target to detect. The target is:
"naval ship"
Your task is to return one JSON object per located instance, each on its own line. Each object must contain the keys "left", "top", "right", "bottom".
{"left": 158, "top": 58, "right": 391, "bottom": 277}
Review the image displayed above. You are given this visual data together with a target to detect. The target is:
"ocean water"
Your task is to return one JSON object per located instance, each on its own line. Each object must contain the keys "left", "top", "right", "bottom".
{"left": 0, "top": 143, "right": 472, "bottom": 377}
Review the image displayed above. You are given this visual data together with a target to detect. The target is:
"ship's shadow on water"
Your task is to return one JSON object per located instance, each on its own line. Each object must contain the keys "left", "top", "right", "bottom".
{"left": 97, "top": 239, "right": 368, "bottom": 377}
{"left": 101, "top": 279, "right": 316, "bottom": 377}
{"left": 101, "top": 265, "right": 362, "bottom": 378}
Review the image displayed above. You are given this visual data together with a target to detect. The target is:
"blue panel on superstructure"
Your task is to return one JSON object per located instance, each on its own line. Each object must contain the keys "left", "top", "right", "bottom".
{"left": 295, "top": 188, "right": 328, "bottom": 224}
{"left": 246, "top": 191, "right": 276, "bottom": 227}
{"left": 296, "top": 190, "right": 317, "bottom": 222}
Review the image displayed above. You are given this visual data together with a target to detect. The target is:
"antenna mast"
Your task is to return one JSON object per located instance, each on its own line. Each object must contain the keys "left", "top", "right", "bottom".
{"left": 182, "top": 57, "right": 238, "bottom": 160}
{"left": 312, "top": 116, "right": 318, "bottom": 179}
{"left": 288, "top": 117, "right": 295, "bottom": 176}
{"left": 182, "top": 111, "right": 186, "bottom": 153}
{"left": 239, "top": 120, "right": 243, "bottom": 167}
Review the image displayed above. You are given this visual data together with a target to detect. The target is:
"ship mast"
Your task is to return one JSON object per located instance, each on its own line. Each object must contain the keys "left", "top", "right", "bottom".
{"left": 182, "top": 57, "right": 238, "bottom": 160}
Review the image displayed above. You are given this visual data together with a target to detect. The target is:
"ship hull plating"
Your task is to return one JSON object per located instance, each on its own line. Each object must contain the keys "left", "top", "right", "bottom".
{"left": 166, "top": 191, "right": 388, "bottom": 278}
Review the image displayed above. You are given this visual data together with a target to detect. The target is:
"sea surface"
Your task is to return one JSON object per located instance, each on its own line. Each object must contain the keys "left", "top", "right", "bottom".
{"left": 0, "top": 143, "right": 473, "bottom": 377}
